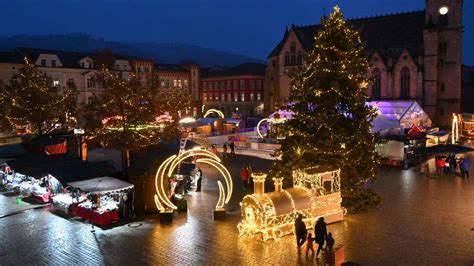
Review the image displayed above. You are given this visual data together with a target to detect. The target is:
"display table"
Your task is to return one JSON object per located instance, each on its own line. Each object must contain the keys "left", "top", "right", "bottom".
{"left": 74, "top": 206, "right": 119, "bottom": 226}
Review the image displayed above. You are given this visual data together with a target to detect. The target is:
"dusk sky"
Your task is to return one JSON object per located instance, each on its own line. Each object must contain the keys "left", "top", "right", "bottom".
{"left": 0, "top": 0, "right": 472, "bottom": 64}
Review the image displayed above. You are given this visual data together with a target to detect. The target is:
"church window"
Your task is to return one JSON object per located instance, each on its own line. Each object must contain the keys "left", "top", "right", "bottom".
{"left": 372, "top": 69, "right": 381, "bottom": 100}
{"left": 290, "top": 42, "right": 296, "bottom": 65}
{"left": 284, "top": 52, "right": 289, "bottom": 66}
{"left": 400, "top": 67, "right": 410, "bottom": 99}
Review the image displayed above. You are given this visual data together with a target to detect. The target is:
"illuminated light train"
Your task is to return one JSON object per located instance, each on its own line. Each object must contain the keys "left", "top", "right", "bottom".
{"left": 238, "top": 168, "right": 344, "bottom": 241}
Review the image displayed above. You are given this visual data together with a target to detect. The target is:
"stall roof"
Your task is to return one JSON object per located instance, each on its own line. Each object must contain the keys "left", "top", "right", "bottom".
{"left": 68, "top": 176, "right": 133, "bottom": 193}
{"left": 367, "top": 100, "right": 419, "bottom": 121}
{"left": 7, "top": 153, "right": 120, "bottom": 185}
{"left": 367, "top": 100, "right": 431, "bottom": 130}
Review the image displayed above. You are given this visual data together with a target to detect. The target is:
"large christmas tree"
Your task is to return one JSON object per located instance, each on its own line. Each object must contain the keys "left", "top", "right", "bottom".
{"left": 270, "top": 6, "right": 381, "bottom": 212}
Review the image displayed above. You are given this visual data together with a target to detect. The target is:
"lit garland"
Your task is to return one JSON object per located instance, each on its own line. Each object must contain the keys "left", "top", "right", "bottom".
{"left": 203, "top": 108, "right": 224, "bottom": 118}
{"left": 154, "top": 148, "right": 233, "bottom": 213}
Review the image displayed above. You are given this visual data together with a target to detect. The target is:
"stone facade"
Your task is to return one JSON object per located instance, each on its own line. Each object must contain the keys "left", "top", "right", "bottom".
{"left": 265, "top": 0, "right": 463, "bottom": 126}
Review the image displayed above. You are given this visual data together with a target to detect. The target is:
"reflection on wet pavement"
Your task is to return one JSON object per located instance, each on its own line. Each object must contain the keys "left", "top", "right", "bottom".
{"left": 1, "top": 155, "right": 474, "bottom": 265}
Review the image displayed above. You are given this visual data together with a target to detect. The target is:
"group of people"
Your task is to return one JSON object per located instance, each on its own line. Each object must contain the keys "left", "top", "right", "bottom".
{"left": 435, "top": 154, "right": 470, "bottom": 178}
{"left": 295, "top": 214, "right": 335, "bottom": 259}
{"left": 240, "top": 165, "right": 253, "bottom": 191}
{"left": 221, "top": 142, "right": 235, "bottom": 158}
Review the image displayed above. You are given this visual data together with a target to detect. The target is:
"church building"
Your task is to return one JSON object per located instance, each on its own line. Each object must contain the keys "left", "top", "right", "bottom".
{"left": 264, "top": 0, "right": 463, "bottom": 126}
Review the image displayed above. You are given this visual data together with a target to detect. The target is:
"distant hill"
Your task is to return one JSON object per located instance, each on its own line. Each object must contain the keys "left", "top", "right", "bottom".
{"left": 0, "top": 33, "right": 264, "bottom": 67}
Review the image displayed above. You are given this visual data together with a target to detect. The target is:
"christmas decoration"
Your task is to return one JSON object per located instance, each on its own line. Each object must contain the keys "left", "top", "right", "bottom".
{"left": 0, "top": 58, "right": 77, "bottom": 135}
{"left": 269, "top": 6, "right": 381, "bottom": 213}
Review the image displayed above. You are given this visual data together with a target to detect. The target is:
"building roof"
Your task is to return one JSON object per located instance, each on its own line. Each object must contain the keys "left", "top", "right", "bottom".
{"left": 0, "top": 51, "right": 24, "bottom": 64}
{"left": 269, "top": 11, "right": 425, "bottom": 64}
{"left": 154, "top": 63, "right": 187, "bottom": 72}
{"left": 201, "top": 62, "right": 266, "bottom": 78}
{"left": 13, "top": 47, "right": 134, "bottom": 69}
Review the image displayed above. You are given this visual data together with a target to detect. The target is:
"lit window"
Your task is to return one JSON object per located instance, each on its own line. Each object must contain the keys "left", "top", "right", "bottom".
{"left": 257, "top": 93, "right": 261, "bottom": 101}
{"left": 173, "top": 80, "right": 178, "bottom": 87}
{"left": 227, "top": 93, "right": 231, "bottom": 102}
{"left": 184, "top": 80, "right": 188, "bottom": 88}
{"left": 221, "top": 93, "right": 225, "bottom": 101}
{"left": 178, "top": 80, "right": 182, "bottom": 88}
{"left": 203, "top": 93, "right": 208, "bottom": 101}
{"left": 234, "top": 93, "right": 238, "bottom": 102}
{"left": 53, "top": 79, "right": 59, "bottom": 87}
{"left": 241, "top": 92, "right": 245, "bottom": 101}
{"left": 193, "top": 107, "right": 197, "bottom": 117}
{"left": 250, "top": 93, "right": 254, "bottom": 101}
{"left": 215, "top": 94, "right": 219, "bottom": 101}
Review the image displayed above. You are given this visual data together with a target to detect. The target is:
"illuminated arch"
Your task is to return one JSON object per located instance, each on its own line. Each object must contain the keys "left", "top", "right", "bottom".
{"left": 154, "top": 148, "right": 233, "bottom": 212}
{"left": 256, "top": 118, "right": 269, "bottom": 138}
{"left": 203, "top": 108, "right": 224, "bottom": 118}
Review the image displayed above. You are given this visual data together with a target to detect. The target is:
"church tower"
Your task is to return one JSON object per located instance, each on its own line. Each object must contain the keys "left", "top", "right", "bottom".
{"left": 423, "top": 0, "right": 463, "bottom": 126}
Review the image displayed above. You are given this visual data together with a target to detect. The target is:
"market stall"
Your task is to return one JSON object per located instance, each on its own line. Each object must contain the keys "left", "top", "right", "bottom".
{"left": 60, "top": 177, "right": 135, "bottom": 226}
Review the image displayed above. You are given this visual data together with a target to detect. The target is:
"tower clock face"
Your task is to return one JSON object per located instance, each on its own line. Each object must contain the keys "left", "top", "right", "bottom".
{"left": 439, "top": 6, "right": 449, "bottom": 15}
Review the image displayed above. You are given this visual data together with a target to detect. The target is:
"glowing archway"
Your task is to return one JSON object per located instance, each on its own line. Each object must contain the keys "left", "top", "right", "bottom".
{"left": 256, "top": 118, "right": 269, "bottom": 138}
{"left": 154, "top": 148, "right": 233, "bottom": 212}
{"left": 203, "top": 109, "right": 224, "bottom": 118}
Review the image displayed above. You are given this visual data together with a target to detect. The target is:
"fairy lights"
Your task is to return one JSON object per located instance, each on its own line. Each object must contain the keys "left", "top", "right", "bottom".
{"left": 238, "top": 169, "right": 343, "bottom": 241}
{"left": 203, "top": 108, "right": 224, "bottom": 118}
{"left": 154, "top": 148, "right": 233, "bottom": 214}
{"left": 452, "top": 113, "right": 459, "bottom": 144}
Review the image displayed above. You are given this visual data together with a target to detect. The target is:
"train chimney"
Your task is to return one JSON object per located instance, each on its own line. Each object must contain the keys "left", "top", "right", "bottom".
{"left": 252, "top": 173, "right": 267, "bottom": 195}
{"left": 273, "top": 177, "right": 283, "bottom": 193}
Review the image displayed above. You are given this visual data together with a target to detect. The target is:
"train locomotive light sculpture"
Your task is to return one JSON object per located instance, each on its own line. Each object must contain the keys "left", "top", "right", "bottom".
{"left": 238, "top": 168, "right": 344, "bottom": 241}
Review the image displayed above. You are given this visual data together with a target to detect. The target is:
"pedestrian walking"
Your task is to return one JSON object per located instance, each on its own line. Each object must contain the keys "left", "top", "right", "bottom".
{"left": 314, "top": 217, "right": 327, "bottom": 258}
{"left": 230, "top": 141, "right": 235, "bottom": 156}
{"left": 223, "top": 143, "right": 228, "bottom": 158}
{"left": 461, "top": 156, "right": 470, "bottom": 178}
{"left": 326, "top": 232, "right": 335, "bottom": 250}
{"left": 305, "top": 232, "right": 315, "bottom": 256}
{"left": 294, "top": 214, "right": 307, "bottom": 248}
{"left": 436, "top": 156, "right": 445, "bottom": 176}
{"left": 240, "top": 167, "right": 249, "bottom": 191}
{"left": 195, "top": 168, "right": 202, "bottom": 192}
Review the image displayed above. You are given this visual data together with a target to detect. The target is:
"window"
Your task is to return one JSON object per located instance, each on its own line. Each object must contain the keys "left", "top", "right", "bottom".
{"left": 439, "top": 14, "right": 448, "bottom": 26}
{"left": 87, "top": 97, "right": 95, "bottom": 105}
{"left": 67, "top": 78, "right": 75, "bottom": 88}
{"left": 438, "top": 42, "right": 448, "bottom": 55}
{"left": 227, "top": 80, "right": 232, "bottom": 89}
{"left": 240, "top": 80, "right": 245, "bottom": 89}
{"left": 53, "top": 78, "right": 59, "bottom": 87}
{"left": 440, "top": 82, "right": 445, "bottom": 92}
{"left": 215, "top": 94, "right": 219, "bottom": 101}
{"left": 256, "top": 80, "right": 262, "bottom": 89}
{"left": 203, "top": 93, "right": 208, "bottom": 101}
{"left": 372, "top": 69, "right": 381, "bottom": 100}
{"left": 257, "top": 93, "right": 261, "bottom": 101}
{"left": 227, "top": 93, "right": 231, "bottom": 102}
{"left": 137, "top": 66, "right": 141, "bottom": 73}
{"left": 233, "top": 80, "right": 238, "bottom": 89}
{"left": 203, "top": 82, "right": 208, "bottom": 90}
{"left": 173, "top": 80, "right": 178, "bottom": 87}
{"left": 221, "top": 93, "right": 225, "bottom": 102}
{"left": 41, "top": 59, "right": 46, "bottom": 67}
{"left": 177, "top": 80, "right": 182, "bottom": 88}
{"left": 250, "top": 80, "right": 255, "bottom": 89}
{"left": 51, "top": 60, "right": 56, "bottom": 67}
{"left": 234, "top": 93, "right": 238, "bottom": 102}
{"left": 290, "top": 43, "right": 296, "bottom": 65}
{"left": 400, "top": 67, "right": 410, "bottom": 98}
{"left": 214, "top": 81, "right": 219, "bottom": 90}
{"left": 86, "top": 78, "right": 93, "bottom": 88}
{"left": 161, "top": 80, "right": 166, "bottom": 88}
{"left": 250, "top": 93, "right": 254, "bottom": 101}
{"left": 209, "top": 82, "right": 213, "bottom": 90}
{"left": 241, "top": 92, "right": 245, "bottom": 101}
{"left": 284, "top": 52, "right": 290, "bottom": 66}
{"left": 220, "top": 81, "right": 225, "bottom": 91}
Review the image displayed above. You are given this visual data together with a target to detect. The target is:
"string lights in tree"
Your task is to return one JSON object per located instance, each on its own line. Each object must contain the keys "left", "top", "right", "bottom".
{"left": 269, "top": 6, "right": 381, "bottom": 213}
{"left": 0, "top": 57, "right": 77, "bottom": 135}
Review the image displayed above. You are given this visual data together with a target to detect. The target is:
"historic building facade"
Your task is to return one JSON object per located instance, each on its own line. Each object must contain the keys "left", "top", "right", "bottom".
{"left": 0, "top": 48, "right": 202, "bottom": 116}
{"left": 264, "top": 0, "right": 463, "bottom": 126}
{"left": 201, "top": 63, "right": 265, "bottom": 118}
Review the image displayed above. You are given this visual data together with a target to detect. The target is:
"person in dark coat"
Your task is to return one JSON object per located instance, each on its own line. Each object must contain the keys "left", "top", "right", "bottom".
{"left": 294, "top": 214, "right": 307, "bottom": 248}
{"left": 314, "top": 217, "right": 327, "bottom": 257}
{"left": 196, "top": 169, "right": 202, "bottom": 192}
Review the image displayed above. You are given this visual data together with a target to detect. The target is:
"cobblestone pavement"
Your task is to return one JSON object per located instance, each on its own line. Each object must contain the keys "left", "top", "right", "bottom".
{"left": 1, "top": 154, "right": 474, "bottom": 265}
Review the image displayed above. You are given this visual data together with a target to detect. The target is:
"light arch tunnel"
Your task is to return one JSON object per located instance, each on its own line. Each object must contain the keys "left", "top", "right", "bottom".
{"left": 154, "top": 148, "right": 233, "bottom": 212}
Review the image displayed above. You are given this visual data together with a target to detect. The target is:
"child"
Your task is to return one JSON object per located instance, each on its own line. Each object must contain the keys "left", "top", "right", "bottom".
{"left": 305, "top": 232, "right": 315, "bottom": 256}
{"left": 326, "top": 232, "right": 335, "bottom": 250}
